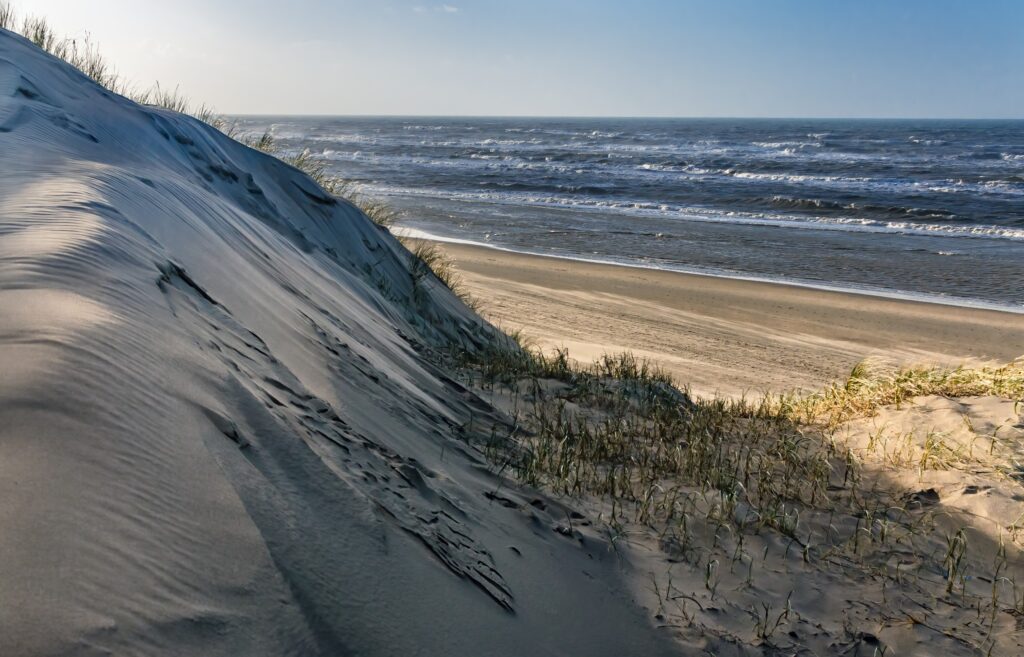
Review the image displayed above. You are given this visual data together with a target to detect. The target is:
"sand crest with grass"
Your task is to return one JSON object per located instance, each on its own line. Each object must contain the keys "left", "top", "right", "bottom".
{"left": 2, "top": 7, "right": 1023, "bottom": 656}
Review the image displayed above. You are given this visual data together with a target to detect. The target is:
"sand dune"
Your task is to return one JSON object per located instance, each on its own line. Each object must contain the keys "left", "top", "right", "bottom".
{"left": 5, "top": 22, "right": 1024, "bottom": 657}
{"left": 0, "top": 30, "right": 679, "bottom": 656}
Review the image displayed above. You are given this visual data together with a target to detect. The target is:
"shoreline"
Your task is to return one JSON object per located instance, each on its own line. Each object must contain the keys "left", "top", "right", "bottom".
{"left": 432, "top": 240, "right": 1024, "bottom": 398}
{"left": 395, "top": 227, "right": 1024, "bottom": 315}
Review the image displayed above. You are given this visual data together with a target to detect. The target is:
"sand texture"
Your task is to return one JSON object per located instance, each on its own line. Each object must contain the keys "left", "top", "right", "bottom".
{"left": 438, "top": 241, "right": 1023, "bottom": 398}
{"left": 4, "top": 23, "right": 1024, "bottom": 657}
{"left": 0, "top": 30, "right": 679, "bottom": 656}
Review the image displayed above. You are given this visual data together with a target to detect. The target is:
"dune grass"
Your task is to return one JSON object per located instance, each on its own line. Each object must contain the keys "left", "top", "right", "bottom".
{"left": 5, "top": 8, "right": 223, "bottom": 127}
{"left": 459, "top": 339, "right": 1023, "bottom": 548}
{"left": 463, "top": 345, "right": 1022, "bottom": 522}
{"left": 455, "top": 343, "right": 1023, "bottom": 651}
{"left": 406, "top": 240, "right": 478, "bottom": 310}
{"left": 7, "top": 6, "right": 1024, "bottom": 649}
{"left": 758, "top": 359, "right": 1024, "bottom": 429}
{"left": 231, "top": 129, "right": 472, "bottom": 306}
{"left": 143, "top": 82, "right": 222, "bottom": 127}
{"left": 239, "top": 131, "right": 397, "bottom": 226}
{"left": 0, "top": 4, "right": 13, "bottom": 30}
{"left": 460, "top": 343, "right": 834, "bottom": 532}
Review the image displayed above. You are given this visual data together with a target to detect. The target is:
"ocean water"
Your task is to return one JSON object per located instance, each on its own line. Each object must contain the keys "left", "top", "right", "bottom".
{"left": 232, "top": 116, "right": 1024, "bottom": 311}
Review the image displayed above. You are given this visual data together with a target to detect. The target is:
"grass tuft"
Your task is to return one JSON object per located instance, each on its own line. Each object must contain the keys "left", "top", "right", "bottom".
{"left": 0, "top": 3, "right": 13, "bottom": 30}
{"left": 20, "top": 14, "right": 58, "bottom": 52}
{"left": 5, "top": 7, "right": 220, "bottom": 124}
{"left": 407, "top": 241, "right": 477, "bottom": 310}
{"left": 241, "top": 130, "right": 277, "bottom": 154}
{"left": 761, "top": 359, "right": 1024, "bottom": 428}
{"left": 462, "top": 342, "right": 828, "bottom": 533}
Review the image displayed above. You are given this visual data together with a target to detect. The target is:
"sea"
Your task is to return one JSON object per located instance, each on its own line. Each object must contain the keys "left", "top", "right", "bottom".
{"left": 231, "top": 116, "right": 1024, "bottom": 312}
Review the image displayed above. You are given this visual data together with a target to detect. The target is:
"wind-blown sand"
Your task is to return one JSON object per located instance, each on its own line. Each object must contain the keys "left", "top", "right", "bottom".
{"left": 0, "top": 29, "right": 679, "bottom": 656}
{"left": 434, "top": 241, "right": 1024, "bottom": 397}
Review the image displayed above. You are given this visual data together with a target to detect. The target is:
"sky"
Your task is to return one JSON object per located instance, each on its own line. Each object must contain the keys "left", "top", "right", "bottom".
{"left": 13, "top": 0, "right": 1024, "bottom": 118}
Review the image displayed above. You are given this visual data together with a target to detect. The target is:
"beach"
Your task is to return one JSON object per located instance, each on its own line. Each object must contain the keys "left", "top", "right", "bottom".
{"left": 5, "top": 12, "right": 1024, "bottom": 655}
{"left": 436, "top": 241, "right": 1024, "bottom": 397}
{"left": 240, "top": 115, "right": 1024, "bottom": 312}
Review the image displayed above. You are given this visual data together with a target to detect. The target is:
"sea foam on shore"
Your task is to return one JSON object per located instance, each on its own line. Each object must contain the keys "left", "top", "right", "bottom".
{"left": 234, "top": 115, "right": 1024, "bottom": 310}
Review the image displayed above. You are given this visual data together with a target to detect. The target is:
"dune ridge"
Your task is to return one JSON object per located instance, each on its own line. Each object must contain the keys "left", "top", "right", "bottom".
{"left": 0, "top": 28, "right": 680, "bottom": 656}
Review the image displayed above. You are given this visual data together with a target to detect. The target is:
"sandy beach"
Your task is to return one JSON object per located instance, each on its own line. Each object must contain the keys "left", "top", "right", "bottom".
{"left": 437, "top": 241, "right": 1024, "bottom": 397}
{"left": 5, "top": 8, "right": 1024, "bottom": 655}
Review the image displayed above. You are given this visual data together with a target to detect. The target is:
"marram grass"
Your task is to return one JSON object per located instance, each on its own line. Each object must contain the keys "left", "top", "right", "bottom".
{"left": 454, "top": 345, "right": 1024, "bottom": 650}
{"left": 458, "top": 341, "right": 1023, "bottom": 535}
{"left": 760, "top": 358, "right": 1024, "bottom": 428}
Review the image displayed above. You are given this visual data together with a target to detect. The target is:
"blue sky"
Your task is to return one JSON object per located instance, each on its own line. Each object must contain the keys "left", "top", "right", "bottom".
{"left": 19, "top": 0, "right": 1024, "bottom": 117}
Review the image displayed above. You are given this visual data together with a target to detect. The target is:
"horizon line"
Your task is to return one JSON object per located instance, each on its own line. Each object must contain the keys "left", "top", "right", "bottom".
{"left": 223, "top": 112, "right": 1024, "bottom": 122}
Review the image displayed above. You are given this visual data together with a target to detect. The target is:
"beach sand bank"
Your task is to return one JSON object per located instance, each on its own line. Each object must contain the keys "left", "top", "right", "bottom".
{"left": 435, "top": 241, "right": 1024, "bottom": 397}
{"left": 7, "top": 10, "right": 1024, "bottom": 655}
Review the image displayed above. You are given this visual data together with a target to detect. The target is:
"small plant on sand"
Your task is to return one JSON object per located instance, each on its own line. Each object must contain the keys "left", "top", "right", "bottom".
{"left": 357, "top": 198, "right": 398, "bottom": 229}
{"left": 241, "top": 130, "right": 277, "bottom": 154}
{"left": 407, "top": 241, "right": 477, "bottom": 310}
{"left": 142, "top": 82, "right": 221, "bottom": 127}
{"left": 776, "top": 359, "right": 1024, "bottom": 428}
{"left": 753, "top": 592, "right": 792, "bottom": 640}
{"left": 944, "top": 528, "right": 969, "bottom": 594}
{"left": 0, "top": 3, "right": 14, "bottom": 30}
{"left": 20, "top": 14, "right": 58, "bottom": 51}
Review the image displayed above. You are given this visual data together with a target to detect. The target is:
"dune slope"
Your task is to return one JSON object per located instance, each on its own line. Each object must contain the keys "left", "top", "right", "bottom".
{"left": 0, "top": 30, "right": 678, "bottom": 656}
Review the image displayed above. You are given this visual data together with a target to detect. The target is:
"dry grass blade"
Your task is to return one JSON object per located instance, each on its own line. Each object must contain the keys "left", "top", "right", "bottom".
{"left": 770, "top": 358, "right": 1024, "bottom": 428}
{"left": 0, "top": 3, "right": 14, "bottom": 30}
{"left": 407, "top": 241, "right": 478, "bottom": 310}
